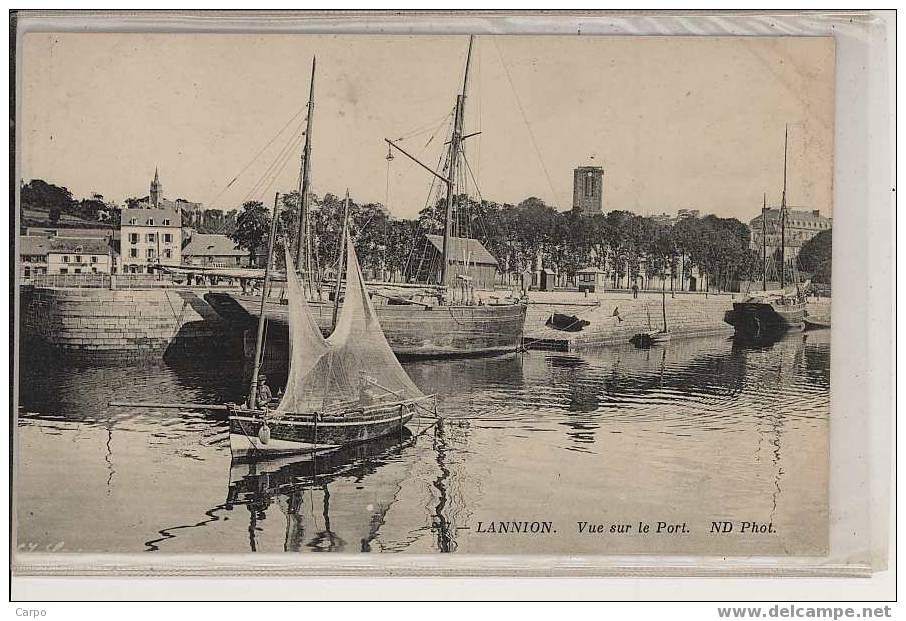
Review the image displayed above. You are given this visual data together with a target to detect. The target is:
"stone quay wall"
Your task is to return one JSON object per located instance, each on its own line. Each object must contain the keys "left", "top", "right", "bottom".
{"left": 21, "top": 285, "right": 242, "bottom": 362}
{"left": 523, "top": 291, "right": 735, "bottom": 351}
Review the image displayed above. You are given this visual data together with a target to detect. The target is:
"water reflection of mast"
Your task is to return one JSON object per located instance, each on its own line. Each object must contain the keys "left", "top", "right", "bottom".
{"left": 306, "top": 484, "right": 344, "bottom": 551}
{"left": 431, "top": 419, "right": 455, "bottom": 552}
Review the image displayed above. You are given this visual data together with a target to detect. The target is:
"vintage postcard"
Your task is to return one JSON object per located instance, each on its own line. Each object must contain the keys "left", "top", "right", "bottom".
{"left": 14, "top": 29, "right": 834, "bottom": 563}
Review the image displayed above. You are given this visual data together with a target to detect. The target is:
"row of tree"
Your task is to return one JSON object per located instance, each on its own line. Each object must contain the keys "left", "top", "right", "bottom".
{"left": 22, "top": 178, "right": 830, "bottom": 288}
{"left": 229, "top": 193, "right": 794, "bottom": 292}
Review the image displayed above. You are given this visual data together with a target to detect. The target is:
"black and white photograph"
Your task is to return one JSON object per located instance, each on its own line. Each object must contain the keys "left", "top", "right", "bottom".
{"left": 14, "top": 27, "right": 838, "bottom": 561}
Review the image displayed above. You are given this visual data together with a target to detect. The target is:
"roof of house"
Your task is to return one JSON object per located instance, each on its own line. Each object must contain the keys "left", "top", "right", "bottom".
{"left": 19, "top": 236, "right": 52, "bottom": 256}
{"left": 577, "top": 266, "right": 606, "bottom": 274}
{"left": 120, "top": 207, "right": 181, "bottom": 227}
{"left": 425, "top": 234, "right": 498, "bottom": 266}
{"left": 182, "top": 233, "right": 247, "bottom": 257}
{"left": 750, "top": 208, "right": 832, "bottom": 226}
{"left": 25, "top": 226, "right": 115, "bottom": 238}
{"left": 20, "top": 235, "right": 112, "bottom": 255}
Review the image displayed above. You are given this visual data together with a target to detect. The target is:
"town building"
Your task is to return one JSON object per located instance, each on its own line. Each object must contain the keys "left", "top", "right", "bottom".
{"left": 408, "top": 234, "right": 499, "bottom": 289}
{"left": 572, "top": 166, "right": 604, "bottom": 216}
{"left": 749, "top": 208, "right": 832, "bottom": 260}
{"left": 182, "top": 233, "right": 251, "bottom": 268}
{"left": 119, "top": 206, "right": 182, "bottom": 274}
{"left": 19, "top": 235, "right": 113, "bottom": 278}
{"left": 576, "top": 266, "right": 608, "bottom": 293}
{"left": 20, "top": 236, "right": 50, "bottom": 279}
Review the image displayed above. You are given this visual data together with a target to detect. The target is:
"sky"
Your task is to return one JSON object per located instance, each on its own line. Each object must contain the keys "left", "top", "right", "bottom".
{"left": 19, "top": 33, "right": 834, "bottom": 222}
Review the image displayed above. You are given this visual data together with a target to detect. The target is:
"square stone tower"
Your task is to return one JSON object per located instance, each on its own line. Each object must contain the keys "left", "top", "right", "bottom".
{"left": 572, "top": 166, "right": 604, "bottom": 216}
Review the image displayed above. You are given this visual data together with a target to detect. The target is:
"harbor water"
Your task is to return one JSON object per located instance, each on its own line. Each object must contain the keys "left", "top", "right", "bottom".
{"left": 16, "top": 331, "right": 829, "bottom": 556}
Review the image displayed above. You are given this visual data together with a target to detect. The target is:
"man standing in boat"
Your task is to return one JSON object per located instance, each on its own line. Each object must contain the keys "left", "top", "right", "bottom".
{"left": 247, "top": 375, "right": 273, "bottom": 409}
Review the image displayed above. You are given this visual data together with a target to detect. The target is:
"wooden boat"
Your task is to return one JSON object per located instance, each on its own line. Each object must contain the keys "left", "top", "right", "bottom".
{"left": 113, "top": 195, "right": 436, "bottom": 459}
{"left": 631, "top": 275, "right": 671, "bottom": 347}
{"left": 213, "top": 35, "right": 526, "bottom": 360}
{"left": 803, "top": 315, "right": 830, "bottom": 330}
{"left": 214, "top": 292, "right": 528, "bottom": 358}
{"left": 726, "top": 127, "right": 808, "bottom": 339}
{"left": 630, "top": 330, "right": 671, "bottom": 348}
{"left": 230, "top": 191, "right": 435, "bottom": 458}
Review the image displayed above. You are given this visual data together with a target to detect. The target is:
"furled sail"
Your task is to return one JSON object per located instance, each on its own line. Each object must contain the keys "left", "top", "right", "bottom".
{"left": 274, "top": 240, "right": 425, "bottom": 415}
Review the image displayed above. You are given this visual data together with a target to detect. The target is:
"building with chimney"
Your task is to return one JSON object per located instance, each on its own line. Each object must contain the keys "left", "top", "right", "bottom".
{"left": 572, "top": 166, "right": 604, "bottom": 216}
{"left": 749, "top": 208, "right": 832, "bottom": 260}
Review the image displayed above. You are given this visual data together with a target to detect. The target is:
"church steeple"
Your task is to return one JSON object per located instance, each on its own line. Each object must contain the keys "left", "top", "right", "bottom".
{"left": 150, "top": 167, "right": 162, "bottom": 208}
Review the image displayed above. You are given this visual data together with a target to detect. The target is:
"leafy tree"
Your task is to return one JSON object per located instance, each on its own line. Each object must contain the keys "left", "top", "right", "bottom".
{"left": 21, "top": 179, "right": 74, "bottom": 212}
{"left": 797, "top": 228, "right": 832, "bottom": 284}
{"left": 124, "top": 196, "right": 147, "bottom": 210}
{"left": 231, "top": 201, "right": 271, "bottom": 265}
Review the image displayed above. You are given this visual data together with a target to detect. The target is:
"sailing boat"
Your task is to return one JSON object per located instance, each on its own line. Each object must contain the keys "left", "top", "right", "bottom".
{"left": 229, "top": 234, "right": 436, "bottom": 458}
{"left": 630, "top": 272, "right": 671, "bottom": 347}
{"left": 111, "top": 195, "right": 436, "bottom": 458}
{"left": 726, "top": 127, "right": 807, "bottom": 339}
{"left": 217, "top": 44, "right": 528, "bottom": 358}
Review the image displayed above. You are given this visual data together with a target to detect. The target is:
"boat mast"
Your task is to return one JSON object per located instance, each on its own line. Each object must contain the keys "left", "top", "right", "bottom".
{"left": 780, "top": 125, "right": 788, "bottom": 290}
{"left": 294, "top": 56, "right": 316, "bottom": 280}
{"left": 331, "top": 190, "right": 351, "bottom": 330}
{"left": 762, "top": 192, "right": 767, "bottom": 290}
{"left": 441, "top": 35, "right": 474, "bottom": 287}
{"left": 249, "top": 192, "right": 281, "bottom": 409}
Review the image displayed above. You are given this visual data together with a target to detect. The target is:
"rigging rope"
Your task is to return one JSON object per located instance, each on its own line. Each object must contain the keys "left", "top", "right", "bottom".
{"left": 491, "top": 38, "right": 563, "bottom": 210}
{"left": 206, "top": 103, "right": 309, "bottom": 210}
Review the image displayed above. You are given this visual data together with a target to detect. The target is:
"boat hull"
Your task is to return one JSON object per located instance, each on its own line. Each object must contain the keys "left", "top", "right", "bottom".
{"left": 725, "top": 301, "right": 806, "bottom": 338}
{"left": 229, "top": 403, "right": 418, "bottom": 458}
{"left": 218, "top": 294, "right": 528, "bottom": 358}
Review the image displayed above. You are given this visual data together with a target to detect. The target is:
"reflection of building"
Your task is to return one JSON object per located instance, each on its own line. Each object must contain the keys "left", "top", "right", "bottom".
{"left": 572, "top": 166, "right": 604, "bottom": 216}
{"left": 120, "top": 207, "right": 182, "bottom": 274}
{"left": 19, "top": 235, "right": 113, "bottom": 277}
{"left": 749, "top": 208, "right": 832, "bottom": 260}
{"left": 182, "top": 233, "right": 251, "bottom": 268}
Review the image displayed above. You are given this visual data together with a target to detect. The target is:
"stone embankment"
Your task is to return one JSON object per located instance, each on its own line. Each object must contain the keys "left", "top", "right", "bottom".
{"left": 21, "top": 284, "right": 242, "bottom": 362}
{"left": 523, "top": 290, "right": 736, "bottom": 351}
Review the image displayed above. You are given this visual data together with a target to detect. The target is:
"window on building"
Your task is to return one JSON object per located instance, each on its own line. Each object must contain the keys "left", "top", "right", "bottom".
{"left": 584, "top": 172, "right": 594, "bottom": 197}
{"left": 164, "top": 249, "right": 172, "bottom": 259}
{"left": 59, "top": 268, "right": 68, "bottom": 275}
{"left": 146, "top": 233, "right": 156, "bottom": 243}
{"left": 129, "top": 218, "right": 137, "bottom": 225}
{"left": 24, "top": 267, "right": 30, "bottom": 278}
{"left": 91, "top": 256, "right": 98, "bottom": 263}
{"left": 147, "top": 218, "right": 155, "bottom": 226}
{"left": 129, "top": 233, "right": 139, "bottom": 244}
{"left": 75, "top": 255, "right": 82, "bottom": 263}
{"left": 147, "top": 248, "right": 156, "bottom": 259}
{"left": 129, "top": 248, "right": 138, "bottom": 258}
{"left": 163, "top": 219, "right": 171, "bottom": 226}
{"left": 62, "top": 255, "right": 70, "bottom": 263}
{"left": 164, "top": 233, "right": 172, "bottom": 243}
{"left": 74, "top": 268, "right": 82, "bottom": 274}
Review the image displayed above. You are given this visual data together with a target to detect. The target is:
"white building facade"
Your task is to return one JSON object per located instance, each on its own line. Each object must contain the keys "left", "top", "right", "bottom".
{"left": 119, "top": 207, "right": 182, "bottom": 274}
